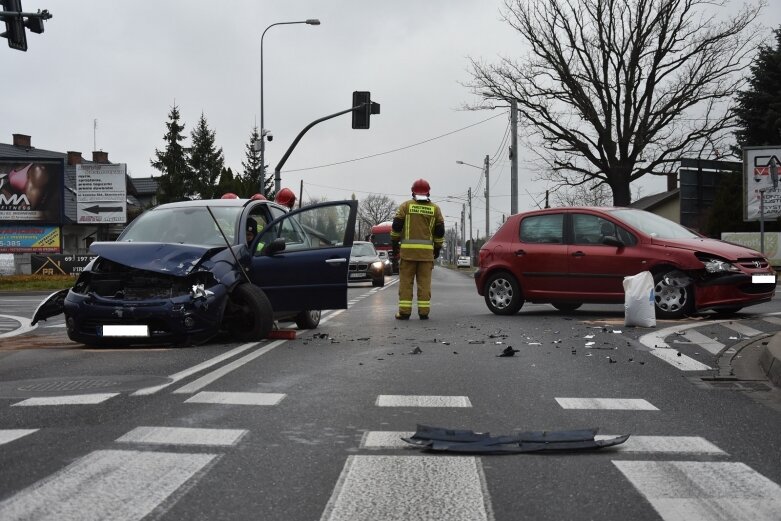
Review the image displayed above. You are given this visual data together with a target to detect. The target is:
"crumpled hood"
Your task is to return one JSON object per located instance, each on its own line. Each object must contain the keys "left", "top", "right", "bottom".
{"left": 90, "top": 242, "right": 229, "bottom": 276}
{"left": 651, "top": 237, "right": 762, "bottom": 260}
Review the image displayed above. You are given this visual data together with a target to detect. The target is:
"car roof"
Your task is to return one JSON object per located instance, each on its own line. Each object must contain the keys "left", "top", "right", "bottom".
{"left": 151, "top": 199, "right": 287, "bottom": 212}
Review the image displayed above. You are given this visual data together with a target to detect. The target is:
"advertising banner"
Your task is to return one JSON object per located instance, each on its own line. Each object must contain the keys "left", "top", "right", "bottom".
{"left": 0, "top": 158, "right": 63, "bottom": 222}
{"left": 0, "top": 225, "right": 61, "bottom": 253}
{"left": 31, "top": 253, "right": 95, "bottom": 276}
{"left": 76, "top": 163, "right": 127, "bottom": 223}
{"left": 744, "top": 147, "right": 781, "bottom": 221}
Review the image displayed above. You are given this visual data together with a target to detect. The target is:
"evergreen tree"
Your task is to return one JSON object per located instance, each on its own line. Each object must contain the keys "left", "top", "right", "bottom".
{"left": 241, "top": 126, "right": 263, "bottom": 196}
{"left": 150, "top": 104, "right": 190, "bottom": 204}
{"left": 734, "top": 27, "right": 781, "bottom": 150}
{"left": 188, "top": 112, "right": 224, "bottom": 200}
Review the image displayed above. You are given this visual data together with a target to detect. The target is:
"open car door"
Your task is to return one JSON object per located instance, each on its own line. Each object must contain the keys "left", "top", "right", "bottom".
{"left": 249, "top": 200, "right": 357, "bottom": 312}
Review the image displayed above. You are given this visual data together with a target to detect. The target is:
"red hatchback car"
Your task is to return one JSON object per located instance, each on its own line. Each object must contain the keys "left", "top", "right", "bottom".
{"left": 474, "top": 207, "right": 776, "bottom": 318}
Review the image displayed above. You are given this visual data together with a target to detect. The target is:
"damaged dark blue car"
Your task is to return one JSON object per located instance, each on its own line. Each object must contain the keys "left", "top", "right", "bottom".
{"left": 33, "top": 198, "right": 357, "bottom": 347}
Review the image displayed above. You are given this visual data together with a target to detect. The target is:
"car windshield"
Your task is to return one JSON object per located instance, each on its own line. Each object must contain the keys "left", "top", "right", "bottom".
{"left": 119, "top": 206, "right": 243, "bottom": 245}
{"left": 608, "top": 208, "right": 699, "bottom": 239}
{"left": 351, "top": 243, "right": 376, "bottom": 257}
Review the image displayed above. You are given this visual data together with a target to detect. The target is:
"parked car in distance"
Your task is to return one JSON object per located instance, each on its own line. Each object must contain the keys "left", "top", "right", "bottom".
{"left": 32, "top": 197, "right": 358, "bottom": 346}
{"left": 474, "top": 207, "right": 776, "bottom": 318}
{"left": 377, "top": 250, "right": 393, "bottom": 275}
{"left": 457, "top": 256, "right": 471, "bottom": 268}
{"left": 349, "top": 241, "right": 385, "bottom": 287}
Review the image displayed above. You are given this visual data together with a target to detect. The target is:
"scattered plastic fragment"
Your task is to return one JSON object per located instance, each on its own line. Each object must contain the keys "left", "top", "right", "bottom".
{"left": 357, "top": 337, "right": 370, "bottom": 341}
{"left": 409, "top": 347, "right": 422, "bottom": 355}
{"left": 527, "top": 342, "right": 541, "bottom": 346}
{"left": 401, "top": 424, "right": 630, "bottom": 454}
{"left": 584, "top": 335, "right": 595, "bottom": 339}
{"left": 498, "top": 346, "right": 520, "bottom": 357}
{"left": 585, "top": 342, "right": 595, "bottom": 346}
{"left": 612, "top": 330, "right": 622, "bottom": 334}
{"left": 607, "top": 356, "right": 617, "bottom": 364}
{"left": 586, "top": 353, "right": 593, "bottom": 357}
{"left": 468, "top": 340, "right": 485, "bottom": 344}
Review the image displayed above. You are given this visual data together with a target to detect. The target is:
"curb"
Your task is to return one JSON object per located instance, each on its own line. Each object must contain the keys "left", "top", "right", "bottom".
{"left": 760, "top": 333, "right": 781, "bottom": 388}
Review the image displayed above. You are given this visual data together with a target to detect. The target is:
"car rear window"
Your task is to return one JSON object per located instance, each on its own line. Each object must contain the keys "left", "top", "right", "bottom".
{"left": 520, "top": 214, "right": 564, "bottom": 244}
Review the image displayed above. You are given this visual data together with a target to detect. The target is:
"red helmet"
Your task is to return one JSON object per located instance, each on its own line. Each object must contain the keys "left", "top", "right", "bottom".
{"left": 221, "top": 192, "right": 239, "bottom": 199}
{"left": 411, "top": 178, "right": 431, "bottom": 197}
{"left": 275, "top": 187, "right": 296, "bottom": 209}
{"left": 250, "top": 193, "right": 267, "bottom": 201}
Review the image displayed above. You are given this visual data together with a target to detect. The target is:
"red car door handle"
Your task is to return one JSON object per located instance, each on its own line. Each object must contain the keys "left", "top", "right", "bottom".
{"left": 515, "top": 249, "right": 525, "bottom": 256}
{"left": 571, "top": 251, "right": 585, "bottom": 257}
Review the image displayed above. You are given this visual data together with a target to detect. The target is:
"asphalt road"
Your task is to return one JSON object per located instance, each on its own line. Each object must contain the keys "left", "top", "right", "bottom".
{"left": 0, "top": 269, "right": 780, "bottom": 520}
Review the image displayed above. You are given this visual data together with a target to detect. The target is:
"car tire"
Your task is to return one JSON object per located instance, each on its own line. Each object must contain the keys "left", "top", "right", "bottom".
{"left": 225, "top": 284, "right": 273, "bottom": 341}
{"left": 653, "top": 270, "right": 693, "bottom": 319}
{"left": 484, "top": 271, "right": 523, "bottom": 315}
{"left": 552, "top": 303, "right": 582, "bottom": 312}
{"left": 295, "top": 310, "right": 321, "bottom": 329}
{"left": 373, "top": 276, "right": 385, "bottom": 288}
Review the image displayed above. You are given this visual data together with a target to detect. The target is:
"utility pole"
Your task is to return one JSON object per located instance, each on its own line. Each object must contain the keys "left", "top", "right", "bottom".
{"left": 468, "top": 187, "right": 473, "bottom": 263}
{"left": 461, "top": 205, "right": 465, "bottom": 255}
{"left": 484, "top": 154, "right": 490, "bottom": 237}
{"left": 510, "top": 99, "right": 518, "bottom": 215}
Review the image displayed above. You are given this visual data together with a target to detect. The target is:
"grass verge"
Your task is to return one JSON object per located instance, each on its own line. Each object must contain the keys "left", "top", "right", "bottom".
{"left": 0, "top": 275, "right": 75, "bottom": 292}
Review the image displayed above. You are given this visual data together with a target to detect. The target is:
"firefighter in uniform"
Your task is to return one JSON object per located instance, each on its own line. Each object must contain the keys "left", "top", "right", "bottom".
{"left": 390, "top": 178, "right": 445, "bottom": 320}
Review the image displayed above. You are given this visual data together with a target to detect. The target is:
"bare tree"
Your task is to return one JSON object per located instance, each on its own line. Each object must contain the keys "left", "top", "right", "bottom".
{"left": 468, "top": 0, "right": 764, "bottom": 205}
{"left": 358, "top": 194, "right": 398, "bottom": 231}
{"left": 550, "top": 180, "right": 644, "bottom": 207}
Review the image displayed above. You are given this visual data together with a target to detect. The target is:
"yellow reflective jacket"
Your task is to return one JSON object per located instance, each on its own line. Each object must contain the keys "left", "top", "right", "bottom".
{"left": 390, "top": 199, "right": 445, "bottom": 261}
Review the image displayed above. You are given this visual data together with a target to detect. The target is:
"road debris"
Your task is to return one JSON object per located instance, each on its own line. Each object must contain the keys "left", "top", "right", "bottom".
{"left": 497, "top": 346, "right": 520, "bottom": 357}
{"left": 402, "top": 424, "right": 629, "bottom": 454}
{"left": 408, "top": 347, "right": 423, "bottom": 355}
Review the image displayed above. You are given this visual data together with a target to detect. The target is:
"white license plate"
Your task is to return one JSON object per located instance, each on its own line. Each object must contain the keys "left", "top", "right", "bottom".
{"left": 100, "top": 325, "right": 149, "bottom": 337}
{"left": 752, "top": 274, "right": 776, "bottom": 284}
{"left": 349, "top": 273, "right": 365, "bottom": 279}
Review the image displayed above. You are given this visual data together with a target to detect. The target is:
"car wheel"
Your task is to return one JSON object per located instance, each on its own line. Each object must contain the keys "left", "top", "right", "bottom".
{"left": 225, "top": 284, "right": 273, "bottom": 341}
{"left": 552, "top": 303, "right": 582, "bottom": 312}
{"left": 653, "top": 270, "right": 693, "bottom": 319}
{"left": 295, "top": 310, "right": 321, "bottom": 329}
{"left": 373, "top": 276, "right": 385, "bottom": 287}
{"left": 484, "top": 272, "right": 523, "bottom": 315}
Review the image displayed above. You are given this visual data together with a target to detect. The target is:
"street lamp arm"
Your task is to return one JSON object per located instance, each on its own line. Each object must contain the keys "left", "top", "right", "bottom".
{"left": 456, "top": 160, "right": 483, "bottom": 170}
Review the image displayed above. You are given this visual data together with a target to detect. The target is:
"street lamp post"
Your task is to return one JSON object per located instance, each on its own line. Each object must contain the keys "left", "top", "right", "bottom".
{"left": 260, "top": 19, "right": 320, "bottom": 196}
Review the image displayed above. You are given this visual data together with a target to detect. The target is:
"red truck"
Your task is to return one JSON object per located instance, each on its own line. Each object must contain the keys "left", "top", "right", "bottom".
{"left": 369, "top": 221, "right": 398, "bottom": 274}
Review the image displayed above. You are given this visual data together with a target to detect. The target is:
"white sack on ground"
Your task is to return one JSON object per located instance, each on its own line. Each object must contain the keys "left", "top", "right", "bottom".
{"left": 623, "top": 271, "right": 656, "bottom": 327}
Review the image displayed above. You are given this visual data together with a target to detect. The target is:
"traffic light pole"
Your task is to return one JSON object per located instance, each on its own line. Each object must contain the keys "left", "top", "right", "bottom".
{"left": 273, "top": 103, "right": 368, "bottom": 193}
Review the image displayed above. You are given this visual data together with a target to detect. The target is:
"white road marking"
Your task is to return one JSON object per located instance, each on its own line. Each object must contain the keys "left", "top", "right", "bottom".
{"left": 0, "top": 429, "right": 38, "bottom": 446}
{"left": 320, "top": 455, "right": 493, "bottom": 521}
{"left": 376, "top": 395, "right": 472, "bottom": 407}
{"left": 0, "top": 449, "right": 217, "bottom": 521}
{"left": 639, "top": 322, "right": 732, "bottom": 371}
{"left": 613, "top": 460, "right": 781, "bottom": 521}
{"left": 320, "top": 309, "right": 345, "bottom": 324}
{"left": 721, "top": 322, "right": 762, "bottom": 338}
{"left": 650, "top": 347, "right": 711, "bottom": 371}
{"left": 761, "top": 316, "right": 781, "bottom": 327}
{"left": 12, "top": 393, "right": 118, "bottom": 406}
{"left": 597, "top": 435, "right": 726, "bottom": 454}
{"left": 361, "top": 431, "right": 415, "bottom": 449}
{"left": 0, "top": 314, "right": 37, "bottom": 339}
{"left": 116, "top": 426, "right": 248, "bottom": 446}
{"left": 172, "top": 340, "right": 286, "bottom": 394}
{"left": 555, "top": 397, "right": 659, "bottom": 410}
{"left": 677, "top": 330, "right": 726, "bottom": 355}
{"left": 133, "top": 341, "right": 264, "bottom": 396}
{"left": 184, "top": 391, "right": 286, "bottom": 405}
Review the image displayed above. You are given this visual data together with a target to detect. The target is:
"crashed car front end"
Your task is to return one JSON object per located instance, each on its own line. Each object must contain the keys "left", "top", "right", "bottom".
{"left": 690, "top": 253, "right": 776, "bottom": 311}
{"left": 60, "top": 255, "right": 229, "bottom": 346}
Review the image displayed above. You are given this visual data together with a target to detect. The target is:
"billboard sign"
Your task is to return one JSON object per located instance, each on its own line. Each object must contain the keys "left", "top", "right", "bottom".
{"left": 76, "top": 163, "right": 127, "bottom": 224}
{"left": 0, "top": 225, "right": 61, "bottom": 253}
{"left": 31, "top": 253, "right": 96, "bottom": 276}
{"left": 744, "top": 147, "right": 781, "bottom": 221}
{"left": 0, "top": 158, "right": 63, "bottom": 222}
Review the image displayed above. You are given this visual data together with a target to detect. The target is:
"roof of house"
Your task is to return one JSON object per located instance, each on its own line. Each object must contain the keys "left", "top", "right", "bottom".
{"left": 129, "top": 177, "right": 158, "bottom": 195}
{"left": 630, "top": 188, "right": 680, "bottom": 211}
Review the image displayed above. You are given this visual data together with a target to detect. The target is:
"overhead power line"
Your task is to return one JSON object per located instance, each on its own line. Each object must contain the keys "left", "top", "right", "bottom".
{"left": 283, "top": 111, "right": 509, "bottom": 173}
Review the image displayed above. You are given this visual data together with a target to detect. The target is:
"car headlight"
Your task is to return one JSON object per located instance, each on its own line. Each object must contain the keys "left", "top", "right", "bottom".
{"left": 701, "top": 258, "right": 740, "bottom": 273}
{"left": 372, "top": 261, "right": 383, "bottom": 270}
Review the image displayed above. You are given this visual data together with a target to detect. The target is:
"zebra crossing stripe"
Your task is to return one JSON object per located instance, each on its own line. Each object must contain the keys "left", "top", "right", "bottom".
{"left": 650, "top": 347, "right": 711, "bottom": 371}
{"left": 555, "top": 398, "right": 658, "bottom": 410}
{"left": 361, "top": 431, "right": 414, "bottom": 448}
{"left": 116, "top": 426, "right": 248, "bottom": 446}
{"left": 183, "top": 391, "right": 286, "bottom": 405}
{"left": 761, "top": 316, "right": 781, "bottom": 327}
{"left": 613, "top": 460, "right": 781, "bottom": 521}
{"left": 676, "top": 330, "right": 725, "bottom": 355}
{"left": 320, "top": 455, "right": 493, "bottom": 521}
{"left": 12, "top": 393, "right": 118, "bottom": 406}
{"left": 0, "top": 429, "right": 38, "bottom": 446}
{"left": 376, "top": 395, "right": 472, "bottom": 407}
{"left": 0, "top": 449, "right": 217, "bottom": 521}
{"left": 721, "top": 322, "right": 763, "bottom": 337}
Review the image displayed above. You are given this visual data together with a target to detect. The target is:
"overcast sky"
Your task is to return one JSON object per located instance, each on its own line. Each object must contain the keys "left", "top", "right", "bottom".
{"left": 3, "top": 0, "right": 780, "bottom": 236}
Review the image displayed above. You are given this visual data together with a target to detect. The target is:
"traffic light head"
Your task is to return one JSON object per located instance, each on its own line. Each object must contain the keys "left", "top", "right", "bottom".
{"left": 1, "top": 0, "right": 27, "bottom": 51}
{"left": 352, "top": 91, "right": 371, "bottom": 129}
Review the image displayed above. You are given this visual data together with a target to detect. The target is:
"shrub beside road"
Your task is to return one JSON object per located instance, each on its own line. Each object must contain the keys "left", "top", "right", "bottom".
{"left": 0, "top": 275, "right": 75, "bottom": 292}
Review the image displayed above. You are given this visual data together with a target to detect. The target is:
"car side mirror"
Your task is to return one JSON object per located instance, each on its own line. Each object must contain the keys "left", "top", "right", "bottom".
{"left": 602, "top": 236, "right": 624, "bottom": 247}
{"left": 265, "top": 237, "right": 286, "bottom": 255}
